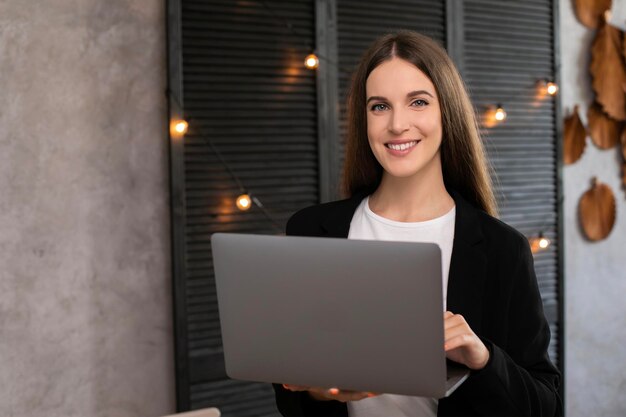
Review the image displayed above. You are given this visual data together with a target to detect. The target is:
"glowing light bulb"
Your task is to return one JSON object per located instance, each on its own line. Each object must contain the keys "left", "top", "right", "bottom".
{"left": 494, "top": 105, "right": 507, "bottom": 122}
{"left": 546, "top": 82, "right": 558, "bottom": 96}
{"left": 529, "top": 233, "right": 551, "bottom": 253}
{"left": 236, "top": 194, "right": 252, "bottom": 211}
{"left": 171, "top": 120, "right": 188, "bottom": 138}
{"left": 304, "top": 53, "right": 319, "bottom": 69}
{"left": 537, "top": 80, "right": 558, "bottom": 98}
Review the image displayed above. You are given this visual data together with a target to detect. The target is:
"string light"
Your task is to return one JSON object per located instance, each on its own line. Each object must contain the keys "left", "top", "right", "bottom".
{"left": 494, "top": 104, "right": 507, "bottom": 122}
{"left": 170, "top": 119, "right": 188, "bottom": 138}
{"left": 236, "top": 194, "right": 252, "bottom": 211}
{"left": 259, "top": 1, "right": 356, "bottom": 75}
{"left": 483, "top": 104, "right": 507, "bottom": 127}
{"left": 537, "top": 80, "right": 558, "bottom": 97}
{"left": 304, "top": 53, "right": 319, "bottom": 69}
{"left": 166, "top": 97, "right": 283, "bottom": 232}
{"left": 175, "top": 121, "right": 188, "bottom": 134}
{"left": 546, "top": 82, "right": 558, "bottom": 96}
{"left": 530, "top": 232, "right": 551, "bottom": 253}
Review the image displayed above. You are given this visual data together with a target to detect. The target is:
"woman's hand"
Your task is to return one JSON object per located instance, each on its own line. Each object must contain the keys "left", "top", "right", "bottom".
{"left": 282, "top": 384, "right": 378, "bottom": 402}
{"left": 443, "top": 311, "right": 490, "bottom": 370}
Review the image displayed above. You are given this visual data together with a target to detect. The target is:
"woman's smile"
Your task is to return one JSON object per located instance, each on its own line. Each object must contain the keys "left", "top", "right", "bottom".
{"left": 385, "top": 139, "right": 421, "bottom": 155}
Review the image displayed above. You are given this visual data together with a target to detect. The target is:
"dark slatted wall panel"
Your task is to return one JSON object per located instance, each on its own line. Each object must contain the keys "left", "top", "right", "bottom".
{"left": 336, "top": 0, "right": 446, "bottom": 172}
{"left": 463, "top": 0, "right": 561, "bottom": 364}
{"left": 180, "top": 1, "right": 317, "bottom": 414}
{"left": 170, "top": 0, "right": 563, "bottom": 412}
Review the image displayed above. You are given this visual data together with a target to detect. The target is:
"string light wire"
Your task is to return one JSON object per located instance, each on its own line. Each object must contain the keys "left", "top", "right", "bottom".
{"left": 167, "top": 92, "right": 284, "bottom": 233}
{"left": 165, "top": 1, "right": 354, "bottom": 233}
{"left": 258, "top": 0, "right": 355, "bottom": 75}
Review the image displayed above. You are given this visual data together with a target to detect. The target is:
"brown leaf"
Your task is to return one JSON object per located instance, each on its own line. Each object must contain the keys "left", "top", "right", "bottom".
{"left": 579, "top": 178, "right": 616, "bottom": 241}
{"left": 588, "top": 102, "right": 621, "bottom": 148}
{"left": 575, "top": 0, "right": 612, "bottom": 29}
{"left": 564, "top": 105, "right": 587, "bottom": 164}
{"left": 590, "top": 21, "right": 626, "bottom": 121}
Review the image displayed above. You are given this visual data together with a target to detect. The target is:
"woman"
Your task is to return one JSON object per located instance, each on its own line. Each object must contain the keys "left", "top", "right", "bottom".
{"left": 273, "top": 31, "right": 561, "bottom": 417}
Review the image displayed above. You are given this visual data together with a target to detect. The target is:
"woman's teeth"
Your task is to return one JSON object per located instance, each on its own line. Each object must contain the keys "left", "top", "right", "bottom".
{"left": 386, "top": 140, "right": 418, "bottom": 151}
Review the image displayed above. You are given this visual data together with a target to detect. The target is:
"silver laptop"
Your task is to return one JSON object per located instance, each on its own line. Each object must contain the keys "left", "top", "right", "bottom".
{"left": 211, "top": 233, "right": 469, "bottom": 398}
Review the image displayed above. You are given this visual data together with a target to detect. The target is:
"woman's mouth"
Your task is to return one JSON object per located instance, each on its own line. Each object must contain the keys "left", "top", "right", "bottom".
{"left": 385, "top": 140, "right": 420, "bottom": 152}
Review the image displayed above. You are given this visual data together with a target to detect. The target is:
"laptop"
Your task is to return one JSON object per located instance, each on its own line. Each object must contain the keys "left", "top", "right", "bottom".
{"left": 210, "top": 233, "right": 469, "bottom": 398}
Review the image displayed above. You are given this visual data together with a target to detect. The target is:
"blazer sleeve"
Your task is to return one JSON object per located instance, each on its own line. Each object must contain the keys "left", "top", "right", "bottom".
{"left": 443, "top": 237, "right": 562, "bottom": 417}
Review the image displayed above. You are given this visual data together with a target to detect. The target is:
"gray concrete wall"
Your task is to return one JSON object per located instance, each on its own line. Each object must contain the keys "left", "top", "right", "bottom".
{"left": 560, "top": 1, "right": 626, "bottom": 416}
{"left": 0, "top": 1, "right": 175, "bottom": 417}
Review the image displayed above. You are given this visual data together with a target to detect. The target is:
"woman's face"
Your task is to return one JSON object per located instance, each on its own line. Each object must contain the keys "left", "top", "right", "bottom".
{"left": 365, "top": 57, "right": 443, "bottom": 182}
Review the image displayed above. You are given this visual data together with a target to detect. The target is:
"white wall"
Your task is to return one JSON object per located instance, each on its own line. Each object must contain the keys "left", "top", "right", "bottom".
{"left": 560, "top": 1, "right": 626, "bottom": 416}
{"left": 0, "top": 1, "right": 175, "bottom": 416}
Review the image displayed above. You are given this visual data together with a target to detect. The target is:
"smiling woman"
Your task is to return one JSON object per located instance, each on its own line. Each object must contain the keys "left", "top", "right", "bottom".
{"left": 365, "top": 58, "right": 443, "bottom": 202}
{"left": 273, "top": 31, "right": 562, "bottom": 417}
{"left": 342, "top": 32, "right": 496, "bottom": 221}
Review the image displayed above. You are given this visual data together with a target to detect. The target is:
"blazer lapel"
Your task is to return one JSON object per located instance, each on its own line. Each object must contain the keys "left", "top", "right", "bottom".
{"left": 319, "top": 194, "right": 366, "bottom": 238}
{"left": 446, "top": 192, "right": 488, "bottom": 333}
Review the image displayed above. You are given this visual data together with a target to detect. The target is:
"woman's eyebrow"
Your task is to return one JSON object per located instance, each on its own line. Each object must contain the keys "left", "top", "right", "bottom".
{"left": 407, "top": 90, "right": 434, "bottom": 98}
{"left": 366, "top": 90, "right": 434, "bottom": 105}
{"left": 366, "top": 95, "right": 386, "bottom": 104}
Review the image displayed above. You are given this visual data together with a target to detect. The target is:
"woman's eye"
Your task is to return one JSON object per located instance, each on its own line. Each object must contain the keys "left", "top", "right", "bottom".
{"left": 370, "top": 103, "right": 388, "bottom": 111}
{"left": 411, "top": 99, "right": 428, "bottom": 107}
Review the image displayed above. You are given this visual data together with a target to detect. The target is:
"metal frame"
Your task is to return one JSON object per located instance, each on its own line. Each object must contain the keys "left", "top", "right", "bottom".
{"left": 445, "top": 0, "right": 465, "bottom": 76}
{"left": 166, "top": 0, "right": 190, "bottom": 411}
{"left": 552, "top": 0, "right": 566, "bottom": 408}
{"left": 315, "top": 0, "right": 340, "bottom": 202}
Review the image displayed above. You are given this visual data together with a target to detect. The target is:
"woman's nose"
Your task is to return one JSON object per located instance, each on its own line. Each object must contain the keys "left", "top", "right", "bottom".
{"left": 388, "top": 109, "right": 411, "bottom": 134}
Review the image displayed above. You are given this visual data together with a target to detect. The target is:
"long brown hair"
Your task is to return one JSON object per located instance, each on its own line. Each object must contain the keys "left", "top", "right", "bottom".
{"left": 342, "top": 31, "right": 497, "bottom": 217}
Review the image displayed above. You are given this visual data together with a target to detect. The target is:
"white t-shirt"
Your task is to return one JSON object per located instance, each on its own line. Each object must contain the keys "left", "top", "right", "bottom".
{"left": 346, "top": 196, "right": 456, "bottom": 417}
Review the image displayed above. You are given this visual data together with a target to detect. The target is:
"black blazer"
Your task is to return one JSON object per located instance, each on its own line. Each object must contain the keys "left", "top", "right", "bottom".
{"left": 273, "top": 191, "right": 562, "bottom": 417}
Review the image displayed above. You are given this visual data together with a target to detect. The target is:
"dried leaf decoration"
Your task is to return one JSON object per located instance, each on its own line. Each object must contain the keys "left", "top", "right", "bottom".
{"left": 579, "top": 178, "right": 616, "bottom": 241}
{"left": 564, "top": 105, "right": 587, "bottom": 164}
{"left": 588, "top": 102, "right": 621, "bottom": 149}
{"left": 575, "top": 0, "right": 612, "bottom": 29}
{"left": 590, "top": 21, "right": 626, "bottom": 121}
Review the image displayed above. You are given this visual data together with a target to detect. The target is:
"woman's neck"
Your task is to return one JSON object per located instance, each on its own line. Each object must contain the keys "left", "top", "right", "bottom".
{"left": 368, "top": 170, "right": 454, "bottom": 223}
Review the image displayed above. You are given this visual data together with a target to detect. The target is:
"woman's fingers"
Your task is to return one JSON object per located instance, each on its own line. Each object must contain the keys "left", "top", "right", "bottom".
{"left": 443, "top": 311, "right": 489, "bottom": 370}
{"left": 444, "top": 333, "right": 474, "bottom": 351}
{"left": 444, "top": 312, "right": 467, "bottom": 328}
